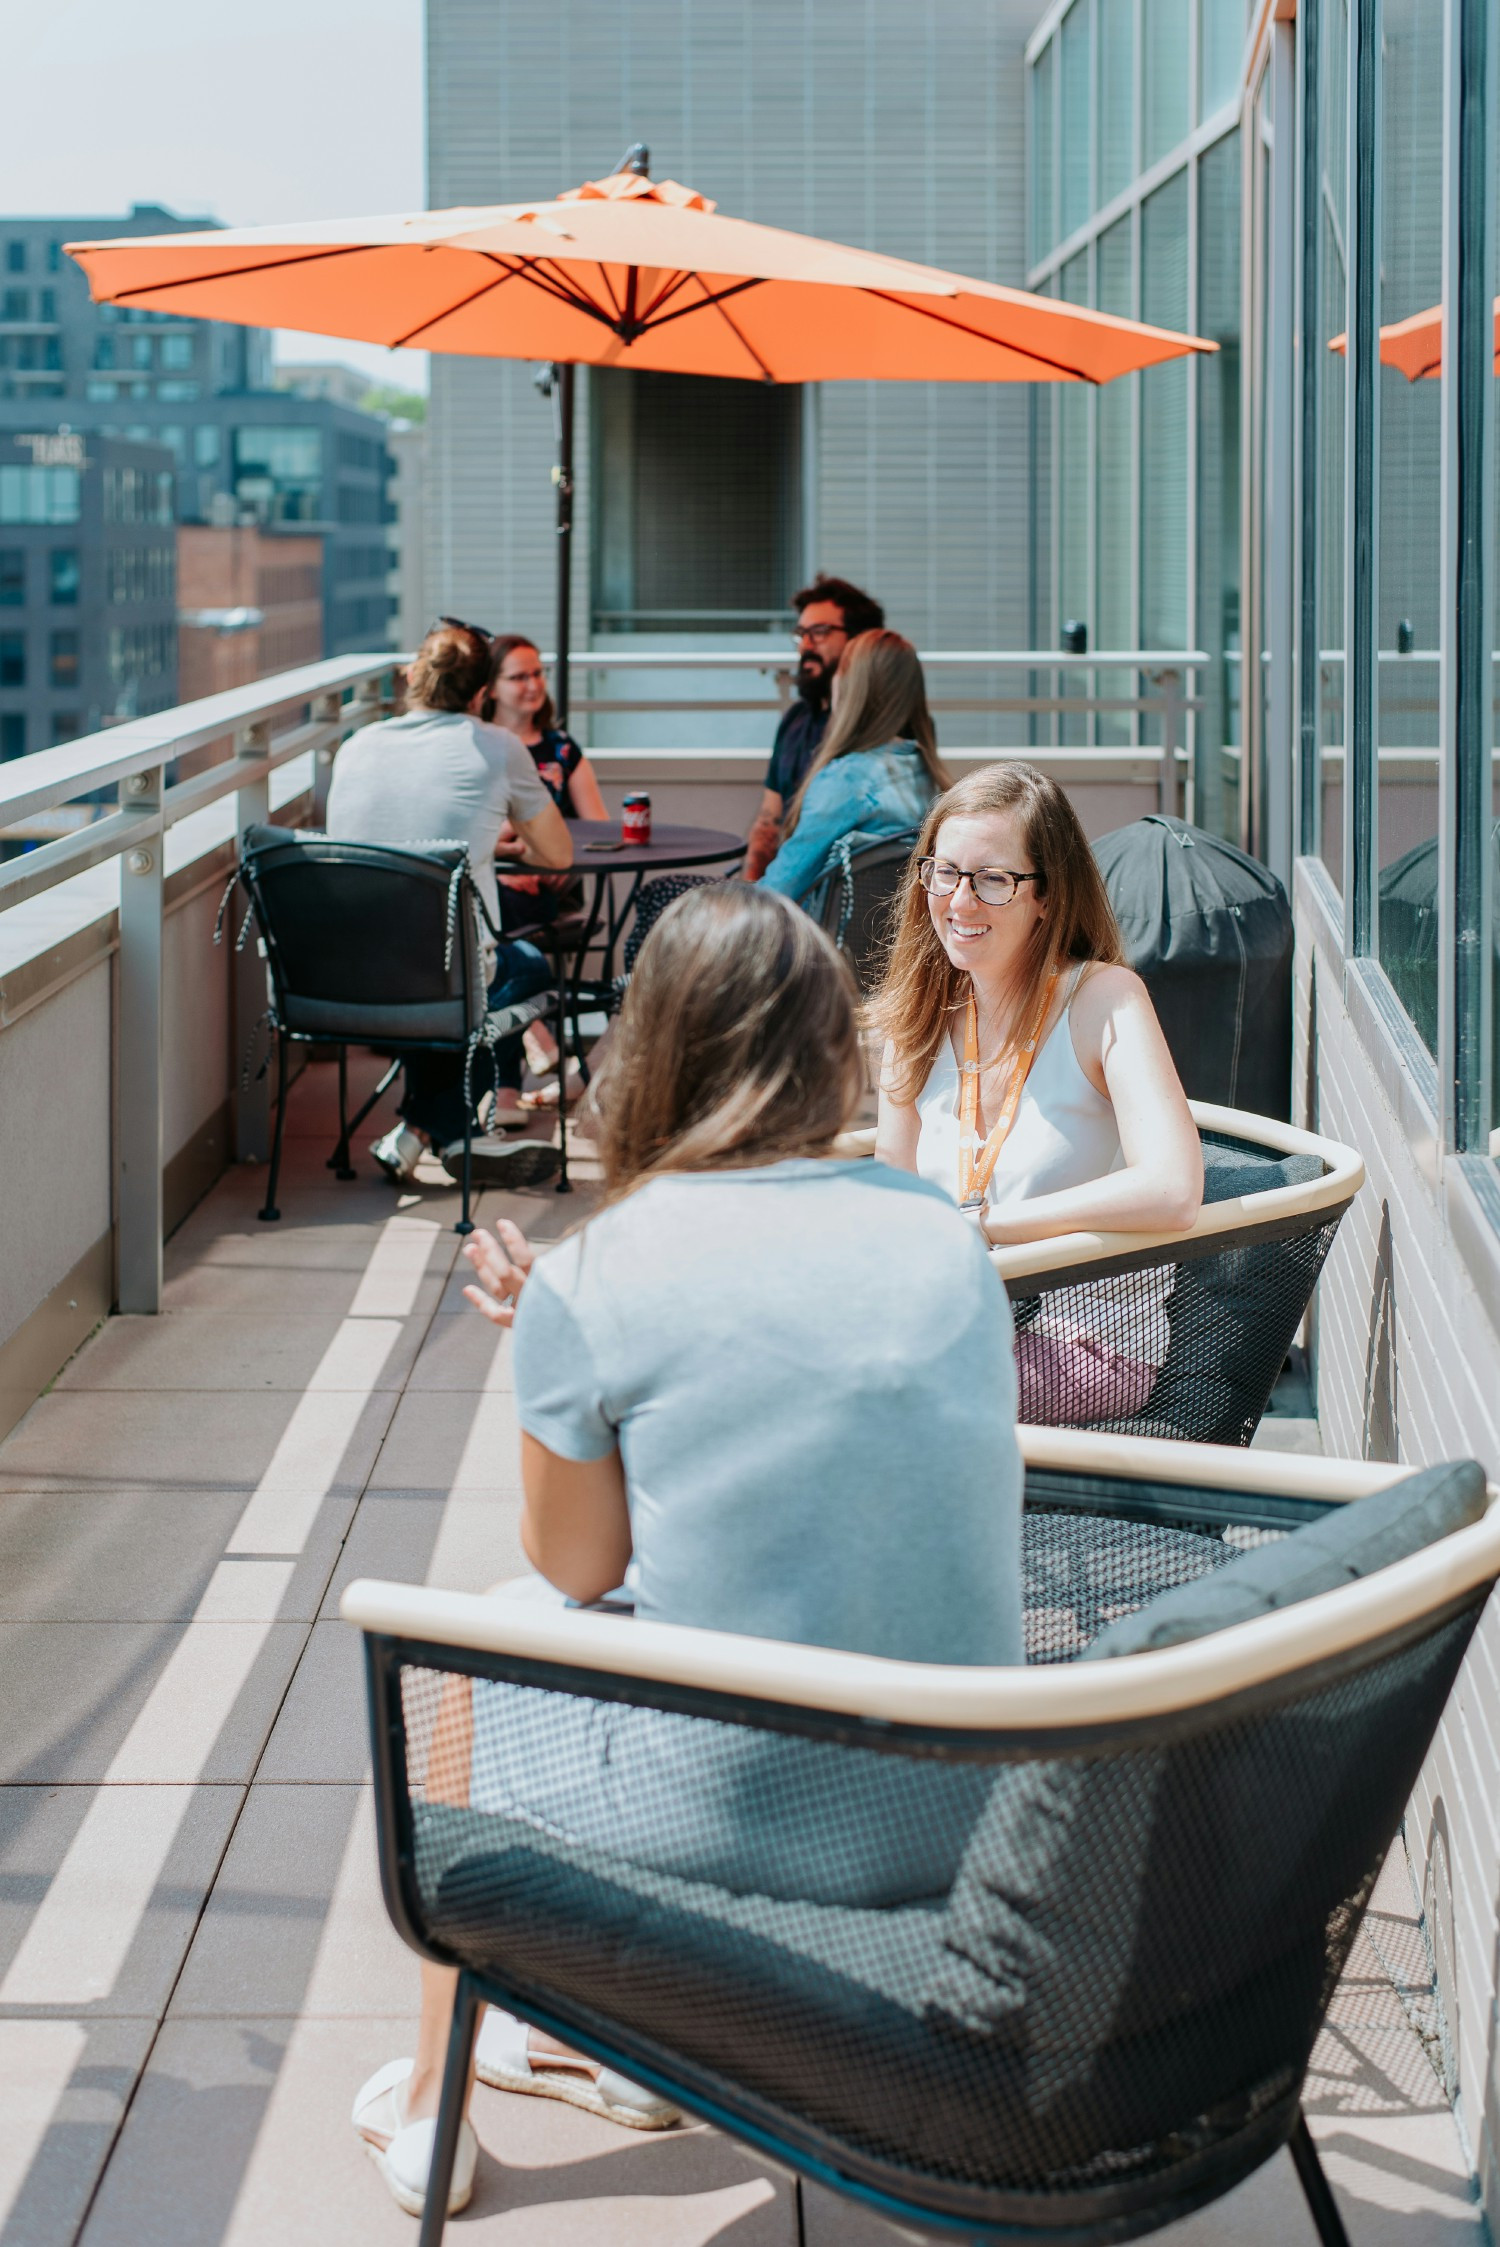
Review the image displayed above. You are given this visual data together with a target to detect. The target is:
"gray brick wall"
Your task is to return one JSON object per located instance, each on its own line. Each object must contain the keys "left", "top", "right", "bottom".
{"left": 425, "top": 0, "right": 1039, "bottom": 720}
{"left": 1296, "top": 863, "right": 1500, "bottom": 2210}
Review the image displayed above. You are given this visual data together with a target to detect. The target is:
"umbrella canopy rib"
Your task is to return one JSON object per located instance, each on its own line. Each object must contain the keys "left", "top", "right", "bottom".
{"left": 387, "top": 258, "right": 529, "bottom": 350}
{"left": 103, "top": 240, "right": 378, "bottom": 306}
{"left": 865, "top": 290, "right": 1103, "bottom": 383}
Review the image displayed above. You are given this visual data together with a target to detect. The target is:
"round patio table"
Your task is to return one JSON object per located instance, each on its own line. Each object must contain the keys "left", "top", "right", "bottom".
{"left": 534, "top": 817, "right": 746, "bottom": 983}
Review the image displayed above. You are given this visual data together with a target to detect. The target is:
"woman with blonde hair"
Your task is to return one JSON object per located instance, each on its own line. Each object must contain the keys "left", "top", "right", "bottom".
{"left": 760, "top": 627, "right": 949, "bottom": 905}
{"left": 873, "top": 761, "right": 1202, "bottom": 1423}
{"left": 352, "top": 882, "right": 1024, "bottom": 2218}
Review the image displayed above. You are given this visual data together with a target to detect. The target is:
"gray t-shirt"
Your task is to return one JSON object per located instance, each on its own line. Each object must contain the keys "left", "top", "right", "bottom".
{"left": 325, "top": 709, "right": 550, "bottom": 929}
{"left": 512, "top": 1157, "right": 1023, "bottom": 1666}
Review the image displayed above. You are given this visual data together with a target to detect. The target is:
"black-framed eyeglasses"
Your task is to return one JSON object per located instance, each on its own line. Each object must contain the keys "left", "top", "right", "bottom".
{"left": 792, "top": 622, "right": 844, "bottom": 647}
{"left": 918, "top": 858, "right": 1042, "bottom": 908}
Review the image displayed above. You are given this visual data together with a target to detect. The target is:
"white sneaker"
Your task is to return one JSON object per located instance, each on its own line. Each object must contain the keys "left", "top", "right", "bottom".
{"left": 351, "top": 2056, "right": 478, "bottom": 2217}
{"left": 473, "top": 2006, "right": 681, "bottom": 2130}
{"left": 370, "top": 1125, "right": 426, "bottom": 1183}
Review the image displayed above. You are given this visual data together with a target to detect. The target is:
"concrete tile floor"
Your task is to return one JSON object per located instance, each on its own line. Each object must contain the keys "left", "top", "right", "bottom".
{"left": 0, "top": 1057, "right": 1481, "bottom": 2245}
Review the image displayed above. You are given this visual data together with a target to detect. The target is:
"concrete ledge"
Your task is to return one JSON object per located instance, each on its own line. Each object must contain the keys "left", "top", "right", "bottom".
{"left": 0, "top": 1232, "right": 112, "bottom": 1446}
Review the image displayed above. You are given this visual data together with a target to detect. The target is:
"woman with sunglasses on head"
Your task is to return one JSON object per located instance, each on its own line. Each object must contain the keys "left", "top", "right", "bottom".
{"left": 873, "top": 763, "right": 1202, "bottom": 1425}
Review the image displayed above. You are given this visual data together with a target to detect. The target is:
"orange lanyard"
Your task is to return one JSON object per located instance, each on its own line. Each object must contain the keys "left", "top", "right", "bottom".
{"left": 957, "top": 975, "right": 1058, "bottom": 1210}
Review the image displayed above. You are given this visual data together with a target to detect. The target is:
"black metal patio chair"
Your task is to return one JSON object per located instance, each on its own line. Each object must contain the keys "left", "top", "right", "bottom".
{"left": 837, "top": 1102, "right": 1363, "bottom": 1444}
{"left": 344, "top": 1428, "right": 1500, "bottom": 2245}
{"left": 220, "top": 824, "right": 571, "bottom": 1235}
{"left": 815, "top": 825, "right": 920, "bottom": 995}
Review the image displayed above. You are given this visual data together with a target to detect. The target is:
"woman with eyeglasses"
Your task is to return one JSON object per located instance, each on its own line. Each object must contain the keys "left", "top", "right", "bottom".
{"left": 872, "top": 763, "right": 1202, "bottom": 1424}
{"left": 486, "top": 635, "right": 609, "bottom": 923}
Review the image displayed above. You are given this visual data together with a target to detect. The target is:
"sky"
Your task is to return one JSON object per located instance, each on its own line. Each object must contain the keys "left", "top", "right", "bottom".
{"left": 0, "top": 0, "right": 431, "bottom": 391}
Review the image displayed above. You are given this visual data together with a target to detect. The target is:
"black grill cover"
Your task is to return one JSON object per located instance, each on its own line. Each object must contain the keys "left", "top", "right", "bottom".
{"left": 1093, "top": 815, "right": 1293, "bottom": 1119}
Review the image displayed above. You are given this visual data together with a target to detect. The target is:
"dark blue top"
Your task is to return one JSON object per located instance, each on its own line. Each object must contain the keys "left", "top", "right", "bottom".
{"left": 524, "top": 725, "right": 585, "bottom": 814}
{"left": 765, "top": 698, "right": 829, "bottom": 803}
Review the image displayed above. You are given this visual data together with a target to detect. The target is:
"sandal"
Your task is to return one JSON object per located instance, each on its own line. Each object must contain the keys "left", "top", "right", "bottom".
{"left": 519, "top": 1067, "right": 588, "bottom": 1113}
{"left": 351, "top": 2056, "right": 478, "bottom": 2217}
{"left": 473, "top": 2007, "right": 681, "bottom": 2131}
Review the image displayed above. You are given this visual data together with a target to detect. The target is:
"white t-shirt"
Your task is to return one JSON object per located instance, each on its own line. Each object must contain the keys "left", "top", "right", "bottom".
{"left": 325, "top": 709, "right": 550, "bottom": 931}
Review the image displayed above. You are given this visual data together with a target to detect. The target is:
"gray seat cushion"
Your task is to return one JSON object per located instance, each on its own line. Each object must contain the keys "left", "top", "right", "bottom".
{"left": 927, "top": 1461, "right": 1486, "bottom": 2062}
{"left": 1081, "top": 1460, "right": 1486, "bottom": 1658}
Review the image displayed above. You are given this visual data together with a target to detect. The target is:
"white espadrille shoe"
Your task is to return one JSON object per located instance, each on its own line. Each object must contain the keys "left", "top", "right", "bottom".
{"left": 351, "top": 2056, "right": 478, "bottom": 2218}
{"left": 473, "top": 2007, "right": 681, "bottom": 2131}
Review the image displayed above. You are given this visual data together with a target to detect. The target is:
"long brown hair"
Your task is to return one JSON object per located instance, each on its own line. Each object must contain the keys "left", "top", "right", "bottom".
{"left": 486, "top": 634, "right": 557, "bottom": 733}
{"left": 783, "top": 630, "right": 950, "bottom": 837}
{"left": 591, "top": 884, "right": 862, "bottom": 1192}
{"left": 870, "top": 762, "right": 1125, "bottom": 1104}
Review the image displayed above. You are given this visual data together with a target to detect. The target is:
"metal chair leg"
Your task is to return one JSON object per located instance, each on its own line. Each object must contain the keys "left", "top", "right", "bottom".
{"left": 1289, "top": 2112, "right": 1351, "bottom": 2247}
{"left": 554, "top": 980, "right": 571, "bottom": 1195}
{"left": 258, "top": 1032, "right": 288, "bottom": 1222}
{"left": 416, "top": 1970, "right": 481, "bottom": 2247}
{"left": 455, "top": 1104, "right": 474, "bottom": 1236}
{"left": 328, "top": 1045, "right": 356, "bottom": 1179}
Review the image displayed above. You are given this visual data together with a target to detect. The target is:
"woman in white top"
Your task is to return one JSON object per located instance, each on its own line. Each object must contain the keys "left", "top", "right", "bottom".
{"left": 874, "top": 762, "right": 1202, "bottom": 1423}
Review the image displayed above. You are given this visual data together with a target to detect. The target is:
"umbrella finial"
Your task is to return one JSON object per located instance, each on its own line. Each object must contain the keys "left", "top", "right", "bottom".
{"left": 618, "top": 143, "right": 650, "bottom": 177}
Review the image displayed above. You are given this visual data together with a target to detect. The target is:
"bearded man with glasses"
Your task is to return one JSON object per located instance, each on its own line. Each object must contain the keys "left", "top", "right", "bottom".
{"left": 743, "top": 575, "right": 885, "bottom": 879}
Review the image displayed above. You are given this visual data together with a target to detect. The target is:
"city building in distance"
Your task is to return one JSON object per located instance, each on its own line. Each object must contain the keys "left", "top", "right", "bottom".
{"left": 0, "top": 208, "right": 395, "bottom": 672}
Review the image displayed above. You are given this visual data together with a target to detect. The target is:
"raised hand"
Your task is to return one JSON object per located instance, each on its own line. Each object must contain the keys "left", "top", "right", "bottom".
{"left": 461, "top": 1217, "right": 537, "bottom": 1327}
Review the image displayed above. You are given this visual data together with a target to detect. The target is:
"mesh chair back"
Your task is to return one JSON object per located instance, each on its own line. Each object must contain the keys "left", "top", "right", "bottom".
{"left": 1010, "top": 1129, "right": 1346, "bottom": 1444}
{"left": 238, "top": 824, "right": 486, "bottom": 1046}
{"left": 818, "top": 828, "right": 918, "bottom": 995}
{"left": 365, "top": 1466, "right": 1487, "bottom": 2239}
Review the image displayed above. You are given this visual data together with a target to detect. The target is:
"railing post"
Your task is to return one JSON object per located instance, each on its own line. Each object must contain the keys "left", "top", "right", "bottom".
{"left": 1154, "top": 668, "right": 1184, "bottom": 816}
{"left": 233, "top": 721, "right": 272, "bottom": 1163}
{"left": 117, "top": 763, "right": 165, "bottom": 1313}
{"left": 311, "top": 690, "right": 343, "bottom": 827}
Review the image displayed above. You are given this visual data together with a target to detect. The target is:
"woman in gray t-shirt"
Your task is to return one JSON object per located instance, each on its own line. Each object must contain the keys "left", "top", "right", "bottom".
{"left": 353, "top": 883, "right": 1023, "bottom": 2218}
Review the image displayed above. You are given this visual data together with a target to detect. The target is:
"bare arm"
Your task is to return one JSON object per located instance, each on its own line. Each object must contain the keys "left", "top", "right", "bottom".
{"left": 520, "top": 1433, "right": 633, "bottom": 1604}
{"left": 978, "top": 967, "right": 1203, "bottom": 1246}
{"left": 566, "top": 755, "right": 610, "bottom": 822}
{"left": 875, "top": 1038, "right": 923, "bottom": 1171}
{"left": 743, "top": 787, "right": 784, "bottom": 882}
{"left": 512, "top": 796, "right": 573, "bottom": 871}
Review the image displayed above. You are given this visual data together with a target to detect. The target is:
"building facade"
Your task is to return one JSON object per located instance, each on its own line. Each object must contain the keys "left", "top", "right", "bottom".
{"left": 424, "top": 0, "right": 1045, "bottom": 747}
{"left": 0, "top": 428, "right": 175, "bottom": 756}
{"left": 176, "top": 524, "right": 323, "bottom": 701}
{"left": 1032, "top": 0, "right": 1500, "bottom": 2217}
{"left": 0, "top": 211, "right": 395, "bottom": 667}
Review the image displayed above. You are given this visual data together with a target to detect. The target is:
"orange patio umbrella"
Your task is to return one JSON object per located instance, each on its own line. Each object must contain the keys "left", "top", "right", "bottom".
{"left": 1329, "top": 300, "right": 1500, "bottom": 382}
{"left": 68, "top": 146, "right": 1213, "bottom": 717}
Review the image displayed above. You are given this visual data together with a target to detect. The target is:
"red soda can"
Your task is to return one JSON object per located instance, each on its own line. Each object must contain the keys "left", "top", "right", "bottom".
{"left": 622, "top": 792, "right": 652, "bottom": 846}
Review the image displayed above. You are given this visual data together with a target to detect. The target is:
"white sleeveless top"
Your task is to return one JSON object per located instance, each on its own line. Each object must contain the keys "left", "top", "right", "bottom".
{"left": 914, "top": 967, "right": 1170, "bottom": 1367}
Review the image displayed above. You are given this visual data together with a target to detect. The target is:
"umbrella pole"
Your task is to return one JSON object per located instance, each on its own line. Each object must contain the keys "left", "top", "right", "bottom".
{"left": 554, "top": 361, "right": 575, "bottom": 728}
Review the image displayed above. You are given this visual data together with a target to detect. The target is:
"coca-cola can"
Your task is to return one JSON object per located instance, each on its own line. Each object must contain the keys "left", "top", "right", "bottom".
{"left": 622, "top": 792, "right": 652, "bottom": 846}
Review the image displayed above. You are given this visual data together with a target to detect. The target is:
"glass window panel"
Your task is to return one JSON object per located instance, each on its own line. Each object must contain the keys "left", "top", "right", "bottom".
{"left": 0, "top": 713, "right": 24, "bottom": 759}
{"left": 1097, "top": 0, "right": 1135, "bottom": 207}
{"left": 0, "top": 465, "right": 79, "bottom": 524}
{"left": 49, "top": 549, "right": 78, "bottom": 605}
{"left": 1095, "top": 217, "right": 1136, "bottom": 746}
{"left": 0, "top": 633, "right": 25, "bottom": 688}
{"left": 194, "top": 424, "right": 221, "bottom": 468}
{"left": 1196, "top": 129, "right": 1242, "bottom": 842}
{"left": 1143, "top": 0, "right": 1190, "bottom": 167}
{"left": 1141, "top": 170, "right": 1191, "bottom": 671}
{"left": 0, "top": 549, "right": 22, "bottom": 605}
{"left": 1032, "top": 44, "right": 1056, "bottom": 266}
{"left": 1060, "top": 1, "right": 1093, "bottom": 241}
{"left": 1373, "top": 0, "right": 1442, "bottom": 1047}
{"left": 1199, "top": 0, "right": 1241, "bottom": 119}
{"left": 49, "top": 629, "right": 79, "bottom": 690}
{"left": 1317, "top": 0, "right": 1349, "bottom": 890}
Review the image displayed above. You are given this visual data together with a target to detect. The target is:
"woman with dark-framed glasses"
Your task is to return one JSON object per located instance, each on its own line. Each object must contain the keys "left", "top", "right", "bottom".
{"left": 872, "top": 762, "right": 1202, "bottom": 1423}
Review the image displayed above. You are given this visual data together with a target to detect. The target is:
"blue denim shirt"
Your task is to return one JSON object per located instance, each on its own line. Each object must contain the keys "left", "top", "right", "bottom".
{"left": 759, "top": 740, "right": 937, "bottom": 904}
